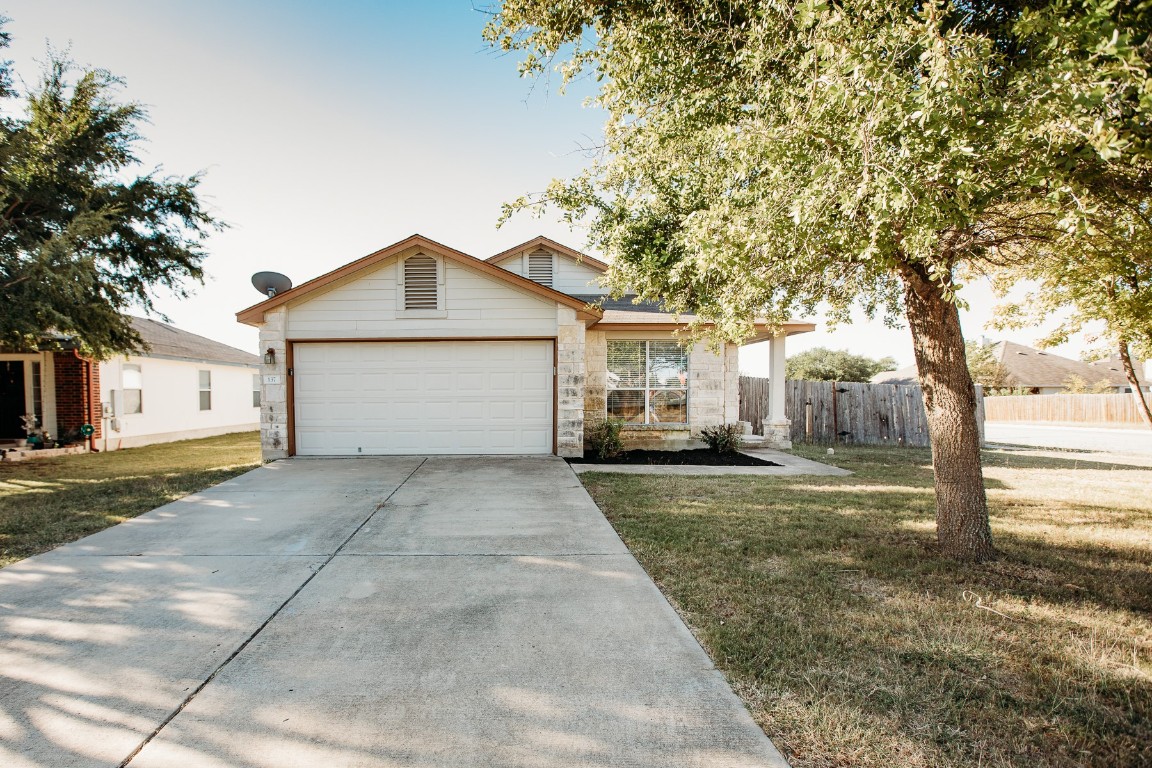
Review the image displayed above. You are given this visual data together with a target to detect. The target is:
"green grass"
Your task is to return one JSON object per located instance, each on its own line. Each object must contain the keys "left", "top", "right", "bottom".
{"left": 0, "top": 431, "right": 261, "bottom": 567}
{"left": 580, "top": 445, "right": 1152, "bottom": 768}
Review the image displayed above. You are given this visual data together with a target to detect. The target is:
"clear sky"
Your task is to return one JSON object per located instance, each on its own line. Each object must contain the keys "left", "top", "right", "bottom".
{"left": 4, "top": 1, "right": 1095, "bottom": 374}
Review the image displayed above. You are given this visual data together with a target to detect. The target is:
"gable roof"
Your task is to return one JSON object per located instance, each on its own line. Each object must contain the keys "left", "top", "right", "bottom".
{"left": 236, "top": 234, "right": 604, "bottom": 326}
{"left": 873, "top": 341, "right": 1146, "bottom": 388}
{"left": 487, "top": 235, "right": 610, "bottom": 272}
{"left": 129, "top": 316, "right": 259, "bottom": 366}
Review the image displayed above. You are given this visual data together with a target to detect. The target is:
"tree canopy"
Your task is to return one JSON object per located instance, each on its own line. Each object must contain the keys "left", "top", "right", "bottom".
{"left": 0, "top": 26, "right": 219, "bottom": 359}
{"left": 486, "top": 0, "right": 1152, "bottom": 559}
{"left": 785, "top": 347, "right": 896, "bottom": 382}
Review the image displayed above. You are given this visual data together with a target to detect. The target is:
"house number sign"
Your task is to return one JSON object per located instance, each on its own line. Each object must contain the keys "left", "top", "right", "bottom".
{"left": 264, "top": 375, "right": 282, "bottom": 385}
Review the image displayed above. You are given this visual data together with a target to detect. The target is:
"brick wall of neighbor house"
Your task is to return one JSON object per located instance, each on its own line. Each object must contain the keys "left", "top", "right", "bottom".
{"left": 259, "top": 307, "right": 289, "bottom": 460}
{"left": 54, "top": 351, "right": 101, "bottom": 439}
{"left": 556, "top": 306, "right": 586, "bottom": 458}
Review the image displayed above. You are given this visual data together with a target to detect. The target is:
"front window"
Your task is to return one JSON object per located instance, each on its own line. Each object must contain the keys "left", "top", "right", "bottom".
{"left": 252, "top": 374, "right": 261, "bottom": 407}
{"left": 606, "top": 340, "right": 688, "bottom": 424}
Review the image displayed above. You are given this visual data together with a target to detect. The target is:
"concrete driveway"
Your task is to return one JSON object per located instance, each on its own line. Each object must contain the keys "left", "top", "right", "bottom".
{"left": 0, "top": 456, "right": 787, "bottom": 768}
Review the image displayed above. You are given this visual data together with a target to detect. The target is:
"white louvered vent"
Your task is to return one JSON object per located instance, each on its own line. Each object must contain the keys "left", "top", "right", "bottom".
{"left": 404, "top": 254, "right": 438, "bottom": 309}
{"left": 527, "top": 250, "right": 553, "bottom": 287}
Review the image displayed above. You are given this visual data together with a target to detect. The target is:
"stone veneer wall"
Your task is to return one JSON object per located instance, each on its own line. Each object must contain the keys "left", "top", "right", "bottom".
{"left": 555, "top": 307, "right": 586, "bottom": 458}
{"left": 258, "top": 307, "right": 289, "bottom": 460}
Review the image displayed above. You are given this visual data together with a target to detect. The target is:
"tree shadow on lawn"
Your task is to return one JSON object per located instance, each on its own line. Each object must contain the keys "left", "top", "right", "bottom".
{"left": 580, "top": 453, "right": 1152, "bottom": 768}
{"left": 0, "top": 465, "right": 259, "bottom": 566}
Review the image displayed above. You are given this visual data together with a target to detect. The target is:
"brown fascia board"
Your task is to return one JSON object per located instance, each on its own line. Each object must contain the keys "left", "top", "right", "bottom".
{"left": 236, "top": 234, "right": 604, "bottom": 326}
{"left": 487, "top": 235, "right": 611, "bottom": 273}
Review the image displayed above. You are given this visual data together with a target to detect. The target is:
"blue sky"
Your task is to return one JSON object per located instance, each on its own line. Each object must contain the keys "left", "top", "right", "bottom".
{"left": 3, "top": 1, "right": 1088, "bottom": 371}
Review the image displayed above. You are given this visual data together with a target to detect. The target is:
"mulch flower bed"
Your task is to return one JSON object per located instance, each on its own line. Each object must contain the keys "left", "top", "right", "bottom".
{"left": 569, "top": 449, "right": 780, "bottom": 467}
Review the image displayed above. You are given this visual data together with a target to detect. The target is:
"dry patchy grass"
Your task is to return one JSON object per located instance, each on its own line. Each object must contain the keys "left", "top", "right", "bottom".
{"left": 580, "top": 445, "right": 1152, "bottom": 768}
{"left": 0, "top": 431, "right": 261, "bottom": 567}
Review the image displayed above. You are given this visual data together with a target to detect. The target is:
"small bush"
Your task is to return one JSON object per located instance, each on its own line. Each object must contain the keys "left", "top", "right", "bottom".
{"left": 700, "top": 424, "right": 744, "bottom": 454}
{"left": 587, "top": 418, "right": 625, "bottom": 459}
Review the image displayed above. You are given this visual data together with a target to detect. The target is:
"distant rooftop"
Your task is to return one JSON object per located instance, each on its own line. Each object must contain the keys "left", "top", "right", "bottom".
{"left": 128, "top": 316, "right": 259, "bottom": 367}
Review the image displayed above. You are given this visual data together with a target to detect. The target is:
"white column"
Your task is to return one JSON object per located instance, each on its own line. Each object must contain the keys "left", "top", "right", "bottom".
{"left": 766, "top": 332, "right": 792, "bottom": 449}
{"left": 769, "top": 333, "right": 787, "bottom": 423}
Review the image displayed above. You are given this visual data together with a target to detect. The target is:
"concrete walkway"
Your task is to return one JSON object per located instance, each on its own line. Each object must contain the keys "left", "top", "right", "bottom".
{"left": 0, "top": 456, "right": 788, "bottom": 768}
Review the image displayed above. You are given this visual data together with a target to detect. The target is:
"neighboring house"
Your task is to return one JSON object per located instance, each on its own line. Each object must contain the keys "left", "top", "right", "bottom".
{"left": 0, "top": 317, "right": 260, "bottom": 450}
{"left": 873, "top": 340, "right": 1150, "bottom": 394}
{"left": 238, "top": 234, "right": 814, "bottom": 460}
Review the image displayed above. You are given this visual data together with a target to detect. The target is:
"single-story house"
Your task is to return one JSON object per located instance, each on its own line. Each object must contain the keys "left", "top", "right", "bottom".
{"left": 873, "top": 340, "right": 1150, "bottom": 394}
{"left": 237, "top": 234, "right": 814, "bottom": 460}
{"left": 0, "top": 316, "right": 260, "bottom": 450}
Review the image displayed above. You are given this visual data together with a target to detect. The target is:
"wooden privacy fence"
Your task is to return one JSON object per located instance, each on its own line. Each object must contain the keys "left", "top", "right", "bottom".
{"left": 739, "top": 377, "right": 986, "bottom": 447}
{"left": 983, "top": 393, "right": 1147, "bottom": 426}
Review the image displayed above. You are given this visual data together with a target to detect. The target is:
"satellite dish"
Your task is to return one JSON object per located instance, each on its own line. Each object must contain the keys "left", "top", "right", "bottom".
{"left": 252, "top": 271, "right": 293, "bottom": 298}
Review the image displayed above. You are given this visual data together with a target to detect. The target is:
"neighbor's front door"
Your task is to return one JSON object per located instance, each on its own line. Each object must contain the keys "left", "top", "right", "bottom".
{"left": 0, "top": 361, "right": 26, "bottom": 439}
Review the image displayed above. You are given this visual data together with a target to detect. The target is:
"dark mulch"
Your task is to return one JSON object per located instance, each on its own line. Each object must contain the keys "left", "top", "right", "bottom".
{"left": 569, "top": 448, "right": 780, "bottom": 467}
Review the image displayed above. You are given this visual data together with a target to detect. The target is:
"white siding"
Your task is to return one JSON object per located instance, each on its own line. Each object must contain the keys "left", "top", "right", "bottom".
{"left": 99, "top": 356, "right": 259, "bottom": 449}
{"left": 493, "top": 251, "right": 604, "bottom": 295}
{"left": 285, "top": 248, "right": 559, "bottom": 338}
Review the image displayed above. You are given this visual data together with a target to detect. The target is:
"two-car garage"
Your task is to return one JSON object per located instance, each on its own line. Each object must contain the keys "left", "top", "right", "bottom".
{"left": 291, "top": 340, "right": 554, "bottom": 456}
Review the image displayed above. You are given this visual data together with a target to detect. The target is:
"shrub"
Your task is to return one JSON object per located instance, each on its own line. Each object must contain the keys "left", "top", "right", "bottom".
{"left": 587, "top": 418, "right": 625, "bottom": 459}
{"left": 700, "top": 424, "right": 744, "bottom": 454}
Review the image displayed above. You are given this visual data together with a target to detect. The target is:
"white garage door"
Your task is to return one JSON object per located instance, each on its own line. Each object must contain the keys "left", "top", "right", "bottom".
{"left": 293, "top": 341, "right": 553, "bottom": 456}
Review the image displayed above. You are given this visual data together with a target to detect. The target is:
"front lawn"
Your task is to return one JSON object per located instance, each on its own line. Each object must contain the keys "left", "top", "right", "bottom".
{"left": 580, "top": 445, "right": 1151, "bottom": 768}
{"left": 0, "top": 431, "right": 261, "bottom": 567}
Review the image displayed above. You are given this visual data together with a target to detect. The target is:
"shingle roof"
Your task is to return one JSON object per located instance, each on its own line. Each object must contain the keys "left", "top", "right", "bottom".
{"left": 568, "top": 294, "right": 670, "bottom": 314}
{"left": 996, "top": 341, "right": 1142, "bottom": 388}
{"left": 129, "top": 316, "right": 259, "bottom": 366}
{"left": 872, "top": 341, "right": 1146, "bottom": 388}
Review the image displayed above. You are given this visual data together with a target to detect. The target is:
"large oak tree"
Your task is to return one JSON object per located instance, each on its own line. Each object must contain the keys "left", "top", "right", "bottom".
{"left": 0, "top": 24, "right": 219, "bottom": 359}
{"left": 486, "top": 0, "right": 1152, "bottom": 560}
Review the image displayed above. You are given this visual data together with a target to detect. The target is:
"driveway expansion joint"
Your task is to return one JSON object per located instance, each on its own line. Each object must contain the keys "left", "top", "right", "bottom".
{"left": 116, "top": 457, "right": 428, "bottom": 768}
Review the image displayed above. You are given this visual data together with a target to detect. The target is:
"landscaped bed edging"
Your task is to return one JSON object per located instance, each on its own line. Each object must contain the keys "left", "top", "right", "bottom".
{"left": 1, "top": 445, "right": 89, "bottom": 462}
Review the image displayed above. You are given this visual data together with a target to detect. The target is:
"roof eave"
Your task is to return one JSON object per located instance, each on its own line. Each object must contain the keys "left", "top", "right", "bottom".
{"left": 236, "top": 234, "right": 603, "bottom": 326}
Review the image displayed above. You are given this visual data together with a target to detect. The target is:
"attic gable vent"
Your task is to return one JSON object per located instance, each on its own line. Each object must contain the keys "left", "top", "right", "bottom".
{"left": 403, "top": 253, "right": 438, "bottom": 309}
{"left": 527, "top": 250, "right": 554, "bottom": 287}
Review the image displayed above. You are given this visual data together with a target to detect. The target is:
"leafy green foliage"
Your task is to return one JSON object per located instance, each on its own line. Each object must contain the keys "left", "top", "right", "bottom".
{"left": 964, "top": 340, "right": 1010, "bottom": 390}
{"left": 0, "top": 28, "right": 220, "bottom": 359}
{"left": 699, "top": 423, "right": 744, "bottom": 454}
{"left": 486, "top": 0, "right": 1152, "bottom": 340}
{"left": 587, "top": 417, "right": 624, "bottom": 459}
{"left": 785, "top": 347, "right": 897, "bottom": 382}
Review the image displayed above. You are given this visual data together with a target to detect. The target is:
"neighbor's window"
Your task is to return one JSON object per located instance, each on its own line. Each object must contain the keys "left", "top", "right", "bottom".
{"left": 606, "top": 340, "right": 688, "bottom": 424}
{"left": 122, "top": 364, "right": 143, "bottom": 414}
{"left": 403, "top": 253, "right": 439, "bottom": 309}
{"left": 252, "top": 374, "right": 261, "bottom": 407}
{"left": 198, "top": 370, "right": 212, "bottom": 411}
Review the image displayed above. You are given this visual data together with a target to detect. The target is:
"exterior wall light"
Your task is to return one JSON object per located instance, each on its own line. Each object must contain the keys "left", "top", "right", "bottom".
{"left": 264, "top": 348, "right": 276, "bottom": 365}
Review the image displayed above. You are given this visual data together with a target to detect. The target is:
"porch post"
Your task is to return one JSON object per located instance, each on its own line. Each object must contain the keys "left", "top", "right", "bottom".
{"left": 766, "top": 332, "right": 792, "bottom": 449}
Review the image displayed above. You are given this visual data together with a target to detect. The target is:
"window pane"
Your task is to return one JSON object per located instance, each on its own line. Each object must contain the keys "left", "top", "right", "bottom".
{"left": 650, "top": 389, "right": 687, "bottom": 424}
{"left": 252, "top": 374, "right": 261, "bottom": 407}
{"left": 606, "top": 389, "right": 645, "bottom": 423}
{"left": 647, "top": 341, "right": 688, "bottom": 389}
{"left": 199, "top": 390, "right": 212, "bottom": 411}
{"left": 122, "top": 365, "right": 142, "bottom": 389}
{"left": 607, "top": 341, "right": 645, "bottom": 387}
{"left": 198, "top": 370, "right": 211, "bottom": 389}
{"left": 124, "top": 389, "right": 142, "bottom": 415}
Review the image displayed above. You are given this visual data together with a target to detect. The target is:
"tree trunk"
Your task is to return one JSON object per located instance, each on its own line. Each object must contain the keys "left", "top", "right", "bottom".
{"left": 899, "top": 262, "right": 995, "bottom": 561}
{"left": 1117, "top": 337, "right": 1152, "bottom": 427}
